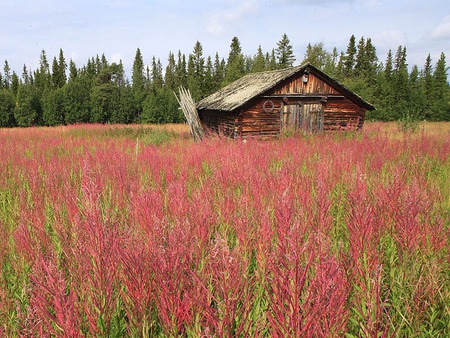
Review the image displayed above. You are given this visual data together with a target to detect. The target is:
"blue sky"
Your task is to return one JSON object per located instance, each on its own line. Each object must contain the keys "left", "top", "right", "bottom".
{"left": 1, "top": 0, "right": 449, "bottom": 78}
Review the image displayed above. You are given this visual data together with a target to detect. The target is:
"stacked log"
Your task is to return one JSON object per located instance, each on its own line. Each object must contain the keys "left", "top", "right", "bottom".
{"left": 175, "top": 87, "right": 204, "bottom": 142}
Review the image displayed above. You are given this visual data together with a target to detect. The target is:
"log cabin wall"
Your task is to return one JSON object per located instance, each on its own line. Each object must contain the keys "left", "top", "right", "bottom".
{"left": 323, "top": 98, "right": 365, "bottom": 131}
{"left": 240, "top": 98, "right": 283, "bottom": 138}
{"left": 198, "top": 110, "right": 238, "bottom": 138}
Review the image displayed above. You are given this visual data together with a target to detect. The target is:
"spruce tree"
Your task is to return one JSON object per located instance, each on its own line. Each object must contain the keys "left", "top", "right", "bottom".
{"left": 188, "top": 40, "right": 205, "bottom": 100}
{"left": 175, "top": 51, "right": 187, "bottom": 89}
{"left": 343, "top": 35, "right": 357, "bottom": 77}
{"left": 224, "top": 36, "right": 245, "bottom": 85}
{"left": 354, "top": 36, "right": 366, "bottom": 77}
{"left": 212, "top": 52, "right": 224, "bottom": 91}
{"left": 408, "top": 65, "right": 426, "bottom": 119}
{"left": 69, "top": 60, "right": 78, "bottom": 81}
{"left": 203, "top": 56, "right": 214, "bottom": 96}
{"left": 252, "top": 46, "right": 266, "bottom": 73}
{"left": 132, "top": 48, "right": 146, "bottom": 119}
{"left": 432, "top": 52, "right": 449, "bottom": 120}
{"left": 392, "top": 46, "right": 409, "bottom": 119}
{"left": 164, "top": 51, "right": 176, "bottom": 91}
{"left": 275, "top": 33, "right": 295, "bottom": 69}
{"left": 3, "top": 61, "right": 11, "bottom": 89}
{"left": 151, "top": 57, "right": 164, "bottom": 90}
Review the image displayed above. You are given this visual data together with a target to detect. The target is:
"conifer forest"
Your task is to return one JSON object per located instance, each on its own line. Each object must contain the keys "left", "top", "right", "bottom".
{"left": 0, "top": 34, "right": 448, "bottom": 128}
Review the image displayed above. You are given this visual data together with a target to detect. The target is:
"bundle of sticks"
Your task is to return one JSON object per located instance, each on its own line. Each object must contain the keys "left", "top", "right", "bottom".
{"left": 175, "top": 87, "right": 204, "bottom": 142}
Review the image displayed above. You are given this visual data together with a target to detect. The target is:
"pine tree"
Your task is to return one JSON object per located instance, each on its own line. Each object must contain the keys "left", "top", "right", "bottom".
{"left": 343, "top": 35, "right": 357, "bottom": 77}
{"left": 164, "top": 51, "right": 176, "bottom": 91}
{"left": 224, "top": 36, "right": 245, "bottom": 85}
{"left": 432, "top": 52, "right": 449, "bottom": 120}
{"left": 252, "top": 45, "right": 266, "bottom": 73}
{"left": 392, "top": 46, "right": 409, "bottom": 119}
{"left": 203, "top": 56, "right": 214, "bottom": 96}
{"left": 35, "top": 50, "right": 51, "bottom": 93}
{"left": 51, "top": 48, "right": 67, "bottom": 88}
{"left": 151, "top": 57, "right": 164, "bottom": 90}
{"left": 11, "top": 72, "right": 19, "bottom": 96}
{"left": 3, "top": 61, "right": 11, "bottom": 89}
{"left": 212, "top": 52, "right": 224, "bottom": 91}
{"left": 422, "top": 54, "right": 434, "bottom": 118}
{"left": 408, "top": 65, "right": 426, "bottom": 119}
{"left": 276, "top": 33, "right": 295, "bottom": 69}
{"left": 188, "top": 41, "right": 205, "bottom": 100}
{"left": 69, "top": 59, "right": 78, "bottom": 81}
{"left": 354, "top": 37, "right": 366, "bottom": 77}
{"left": 132, "top": 48, "right": 146, "bottom": 119}
{"left": 175, "top": 50, "right": 187, "bottom": 89}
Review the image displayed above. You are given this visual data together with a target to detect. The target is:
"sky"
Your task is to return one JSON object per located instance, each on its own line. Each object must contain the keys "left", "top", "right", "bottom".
{"left": 1, "top": 0, "right": 449, "bottom": 78}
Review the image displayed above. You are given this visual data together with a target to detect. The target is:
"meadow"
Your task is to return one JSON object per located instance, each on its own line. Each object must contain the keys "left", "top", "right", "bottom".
{"left": 0, "top": 122, "right": 449, "bottom": 337}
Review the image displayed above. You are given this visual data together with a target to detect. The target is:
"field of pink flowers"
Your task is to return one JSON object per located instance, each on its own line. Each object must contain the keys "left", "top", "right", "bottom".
{"left": 0, "top": 123, "right": 449, "bottom": 337}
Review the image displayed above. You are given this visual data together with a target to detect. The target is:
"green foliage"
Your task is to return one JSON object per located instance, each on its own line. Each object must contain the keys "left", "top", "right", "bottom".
{"left": 14, "top": 85, "right": 42, "bottom": 127}
{"left": 0, "top": 89, "right": 15, "bottom": 127}
{"left": 42, "top": 88, "right": 65, "bottom": 126}
{"left": 275, "top": 33, "right": 295, "bottom": 68}
{"left": 141, "top": 88, "right": 182, "bottom": 124}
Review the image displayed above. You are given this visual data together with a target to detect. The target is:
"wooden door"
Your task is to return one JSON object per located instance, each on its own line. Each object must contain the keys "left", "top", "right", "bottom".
{"left": 281, "top": 102, "right": 324, "bottom": 132}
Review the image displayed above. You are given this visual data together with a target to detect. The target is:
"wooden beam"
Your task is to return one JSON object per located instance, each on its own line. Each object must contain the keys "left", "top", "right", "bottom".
{"left": 261, "top": 94, "right": 345, "bottom": 99}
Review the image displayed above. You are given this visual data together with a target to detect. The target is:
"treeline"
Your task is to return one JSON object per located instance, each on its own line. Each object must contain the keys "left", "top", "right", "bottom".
{"left": 0, "top": 34, "right": 448, "bottom": 127}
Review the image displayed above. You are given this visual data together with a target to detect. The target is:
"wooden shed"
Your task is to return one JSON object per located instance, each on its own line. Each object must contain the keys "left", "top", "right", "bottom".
{"left": 196, "top": 63, "right": 375, "bottom": 138}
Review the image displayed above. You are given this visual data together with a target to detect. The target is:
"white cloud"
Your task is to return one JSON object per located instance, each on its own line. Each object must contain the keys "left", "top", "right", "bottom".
{"left": 206, "top": 0, "right": 260, "bottom": 34}
{"left": 372, "top": 29, "right": 408, "bottom": 49}
{"left": 430, "top": 15, "right": 450, "bottom": 40}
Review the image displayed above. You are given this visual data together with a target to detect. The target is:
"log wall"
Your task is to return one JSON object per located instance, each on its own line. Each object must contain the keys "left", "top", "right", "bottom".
{"left": 198, "top": 110, "right": 238, "bottom": 138}
{"left": 240, "top": 98, "right": 283, "bottom": 138}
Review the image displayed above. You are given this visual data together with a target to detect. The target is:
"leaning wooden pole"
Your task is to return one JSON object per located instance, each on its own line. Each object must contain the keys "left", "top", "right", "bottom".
{"left": 174, "top": 87, "right": 204, "bottom": 142}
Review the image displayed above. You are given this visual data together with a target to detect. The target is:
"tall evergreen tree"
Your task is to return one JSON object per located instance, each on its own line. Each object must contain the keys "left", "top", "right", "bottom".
{"left": 343, "top": 35, "right": 357, "bottom": 77}
{"left": 252, "top": 45, "right": 266, "bottom": 73}
{"left": 422, "top": 54, "right": 434, "bottom": 118}
{"left": 187, "top": 41, "right": 205, "bottom": 100}
{"left": 164, "top": 51, "right": 177, "bottom": 91}
{"left": 203, "top": 56, "right": 214, "bottom": 96}
{"left": 354, "top": 37, "right": 366, "bottom": 77}
{"left": 275, "top": 33, "right": 295, "bottom": 69}
{"left": 35, "top": 50, "right": 51, "bottom": 93}
{"left": 408, "top": 65, "right": 426, "bottom": 119}
{"left": 224, "top": 36, "right": 245, "bottom": 85}
{"left": 151, "top": 57, "right": 164, "bottom": 90}
{"left": 175, "top": 50, "right": 187, "bottom": 89}
{"left": 69, "top": 59, "right": 78, "bottom": 81}
{"left": 51, "top": 48, "right": 67, "bottom": 88}
{"left": 432, "top": 52, "right": 449, "bottom": 120}
{"left": 212, "top": 52, "right": 224, "bottom": 91}
{"left": 392, "top": 46, "right": 409, "bottom": 119}
{"left": 3, "top": 61, "right": 11, "bottom": 89}
{"left": 132, "top": 48, "right": 146, "bottom": 119}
